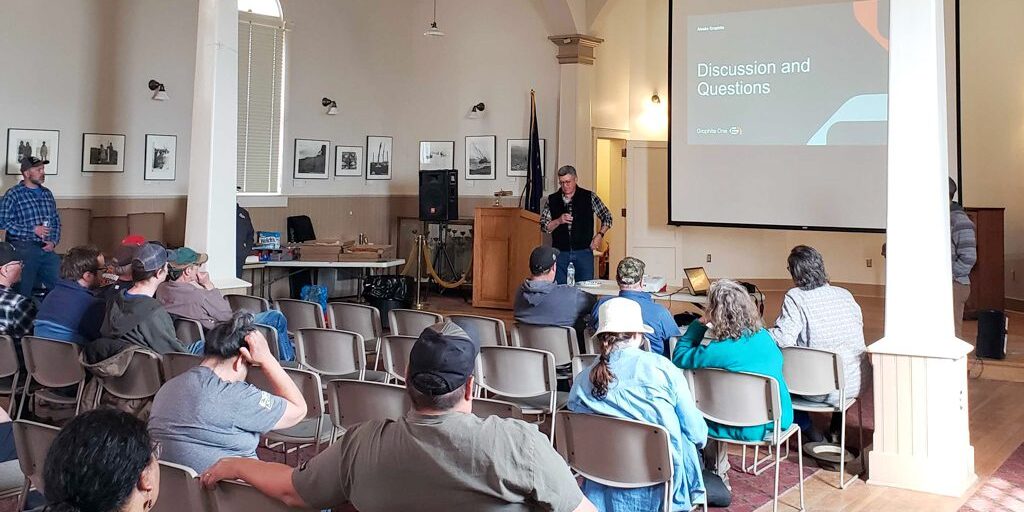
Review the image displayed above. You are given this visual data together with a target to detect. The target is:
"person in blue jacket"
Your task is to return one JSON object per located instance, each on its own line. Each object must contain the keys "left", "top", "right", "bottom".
{"left": 672, "top": 278, "right": 793, "bottom": 482}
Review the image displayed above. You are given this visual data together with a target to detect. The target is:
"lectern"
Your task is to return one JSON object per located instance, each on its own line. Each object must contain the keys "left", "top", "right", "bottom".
{"left": 472, "top": 207, "right": 542, "bottom": 309}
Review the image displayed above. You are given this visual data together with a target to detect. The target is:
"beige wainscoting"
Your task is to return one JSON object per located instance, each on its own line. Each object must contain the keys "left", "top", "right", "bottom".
{"left": 56, "top": 196, "right": 189, "bottom": 248}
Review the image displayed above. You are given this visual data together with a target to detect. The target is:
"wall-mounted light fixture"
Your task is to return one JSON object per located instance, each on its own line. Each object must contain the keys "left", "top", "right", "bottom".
{"left": 467, "top": 102, "right": 486, "bottom": 119}
{"left": 651, "top": 93, "right": 661, "bottom": 104}
{"left": 322, "top": 97, "right": 338, "bottom": 115}
{"left": 148, "top": 80, "right": 169, "bottom": 101}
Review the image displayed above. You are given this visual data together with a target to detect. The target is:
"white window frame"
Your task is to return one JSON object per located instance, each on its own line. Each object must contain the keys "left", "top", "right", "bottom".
{"left": 237, "top": 4, "right": 285, "bottom": 196}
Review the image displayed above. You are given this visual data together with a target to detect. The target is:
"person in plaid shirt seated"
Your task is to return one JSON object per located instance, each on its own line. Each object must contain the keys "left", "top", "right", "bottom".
{"left": 0, "top": 157, "right": 60, "bottom": 298}
{"left": 0, "top": 243, "right": 35, "bottom": 367}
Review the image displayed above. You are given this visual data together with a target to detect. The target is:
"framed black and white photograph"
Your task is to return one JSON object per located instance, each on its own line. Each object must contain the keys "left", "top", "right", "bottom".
{"left": 366, "top": 136, "right": 393, "bottom": 180}
{"left": 6, "top": 128, "right": 59, "bottom": 175}
{"left": 144, "top": 134, "right": 176, "bottom": 181}
{"left": 82, "top": 133, "right": 126, "bottom": 173}
{"left": 334, "top": 145, "right": 362, "bottom": 177}
{"left": 419, "top": 141, "right": 454, "bottom": 171}
{"left": 465, "top": 135, "right": 496, "bottom": 180}
{"left": 293, "top": 138, "right": 330, "bottom": 179}
{"left": 506, "top": 138, "right": 546, "bottom": 177}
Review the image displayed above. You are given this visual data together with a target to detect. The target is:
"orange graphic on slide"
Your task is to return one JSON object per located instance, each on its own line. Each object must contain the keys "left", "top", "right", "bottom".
{"left": 854, "top": 0, "right": 888, "bottom": 50}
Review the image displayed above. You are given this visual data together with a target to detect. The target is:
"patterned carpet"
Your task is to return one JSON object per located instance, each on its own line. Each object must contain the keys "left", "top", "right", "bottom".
{"left": 961, "top": 443, "right": 1024, "bottom": 512}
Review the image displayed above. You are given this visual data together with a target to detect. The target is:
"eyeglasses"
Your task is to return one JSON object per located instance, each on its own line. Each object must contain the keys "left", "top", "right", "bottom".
{"left": 151, "top": 440, "right": 162, "bottom": 460}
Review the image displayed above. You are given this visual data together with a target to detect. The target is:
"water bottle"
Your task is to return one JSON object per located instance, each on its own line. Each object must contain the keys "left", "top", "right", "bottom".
{"left": 567, "top": 262, "right": 576, "bottom": 287}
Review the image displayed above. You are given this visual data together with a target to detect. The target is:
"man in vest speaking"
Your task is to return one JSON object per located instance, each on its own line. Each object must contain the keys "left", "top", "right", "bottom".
{"left": 539, "top": 165, "right": 613, "bottom": 284}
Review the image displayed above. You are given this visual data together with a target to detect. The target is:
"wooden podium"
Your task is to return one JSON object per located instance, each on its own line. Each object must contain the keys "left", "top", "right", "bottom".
{"left": 472, "top": 207, "right": 542, "bottom": 309}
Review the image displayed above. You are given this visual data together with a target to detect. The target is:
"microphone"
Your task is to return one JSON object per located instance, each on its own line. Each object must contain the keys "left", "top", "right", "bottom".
{"left": 563, "top": 195, "right": 573, "bottom": 249}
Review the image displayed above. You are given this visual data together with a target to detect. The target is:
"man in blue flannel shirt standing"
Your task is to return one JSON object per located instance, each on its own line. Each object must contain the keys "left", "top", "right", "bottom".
{"left": 0, "top": 157, "right": 61, "bottom": 298}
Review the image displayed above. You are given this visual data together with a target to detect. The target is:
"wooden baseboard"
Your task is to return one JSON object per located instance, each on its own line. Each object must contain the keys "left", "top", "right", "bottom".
{"left": 1006, "top": 298, "right": 1024, "bottom": 312}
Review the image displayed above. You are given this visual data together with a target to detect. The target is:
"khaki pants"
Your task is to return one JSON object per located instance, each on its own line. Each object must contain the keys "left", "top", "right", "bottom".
{"left": 953, "top": 281, "right": 971, "bottom": 339}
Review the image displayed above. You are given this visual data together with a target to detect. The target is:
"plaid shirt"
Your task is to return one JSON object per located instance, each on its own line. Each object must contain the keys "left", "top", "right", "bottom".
{"left": 0, "top": 284, "right": 35, "bottom": 340}
{"left": 539, "top": 190, "right": 614, "bottom": 234}
{"left": 0, "top": 182, "right": 60, "bottom": 244}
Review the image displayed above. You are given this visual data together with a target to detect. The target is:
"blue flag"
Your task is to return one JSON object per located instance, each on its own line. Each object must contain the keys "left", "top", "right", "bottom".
{"left": 524, "top": 90, "right": 543, "bottom": 213}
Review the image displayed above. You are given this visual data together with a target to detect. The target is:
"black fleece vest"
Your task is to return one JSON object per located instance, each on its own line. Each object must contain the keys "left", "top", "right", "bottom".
{"left": 547, "top": 188, "right": 594, "bottom": 252}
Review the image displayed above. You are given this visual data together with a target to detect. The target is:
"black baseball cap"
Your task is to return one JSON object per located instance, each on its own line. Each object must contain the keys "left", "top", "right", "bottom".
{"left": 20, "top": 156, "right": 48, "bottom": 173}
{"left": 133, "top": 242, "right": 173, "bottom": 273}
{"left": 529, "top": 245, "right": 559, "bottom": 275}
{"left": 0, "top": 243, "right": 21, "bottom": 265}
{"left": 407, "top": 322, "right": 479, "bottom": 396}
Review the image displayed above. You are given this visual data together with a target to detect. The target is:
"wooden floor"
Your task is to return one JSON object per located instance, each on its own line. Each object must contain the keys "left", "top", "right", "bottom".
{"left": 419, "top": 284, "right": 1024, "bottom": 511}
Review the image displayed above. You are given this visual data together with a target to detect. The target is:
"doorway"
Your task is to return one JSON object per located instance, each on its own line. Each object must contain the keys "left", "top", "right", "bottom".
{"left": 595, "top": 137, "right": 627, "bottom": 280}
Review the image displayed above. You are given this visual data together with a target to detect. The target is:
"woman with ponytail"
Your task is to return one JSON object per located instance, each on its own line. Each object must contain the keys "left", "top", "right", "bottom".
{"left": 568, "top": 297, "right": 708, "bottom": 511}
{"left": 40, "top": 409, "right": 160, "bottom": 512}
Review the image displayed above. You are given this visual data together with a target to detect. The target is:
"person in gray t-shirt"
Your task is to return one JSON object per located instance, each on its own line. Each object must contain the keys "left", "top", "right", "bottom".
{"left": 149, "top": 311, "right": 307, "bottom": 473}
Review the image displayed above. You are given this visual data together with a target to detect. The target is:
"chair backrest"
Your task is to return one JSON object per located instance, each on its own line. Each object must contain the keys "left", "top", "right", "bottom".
{"left": 554, "top": 411, "right": 673, "bottom": 496}
{"left": 387, "top": 309, "right": 442, "bottom": 336}
{"left": 295, "top": 329, "right": 364, "bottom": 377}
{"left": 225, "top": 294, "right": 270, "bottom": 314}
{"left": 472, "top": 397, "right": 524, "bottom": 420}
{"left": 667, "top": 336, "right": 681, "bottom": 358}
{"left": 173, "top": 318, "right": 206, "bottom": 345}
{"left": 0, "top": 335, "right": 19, "bottom": 380}
{"left": 100, "top": 350, "right": 164, "bottom": 400}
{"left": 448, "top": 314, "right": 508, "bottom": 346}
{"left": 89, "top": 215, "right": 129, "bottom": 255}
{"left": 286, "top": 215, "right": 316, "bottom": 244}
{"left": 152, "top": 461, "right": 210, "bottom": 512}
{"left": 13, "top": 420, "right": 60, "bottom": 494}
{"left": 571, "top": 354, "right": 599, "bottom": 378}
{"left": 213, "top": 479, "right": 314, "bottom": 512}
{"left": 160, "top": 352, "right": 202, "bottom": 381}
{"left": 327, "top": 302, "right": 382, "bottom": 350}
{"left": 275, "top": 299, "right": 325, "bottom": 330}
{"left": 781, "top": 346, "right": 844, "bottom": 397}
{"left": 511, "top": 323, "right": 579, "bottom": 366}
{"left": 55, "top": 208, "right": 91, "bottom": 254}
{"left": 689, "top": 368, "right": 781, "bottom": 428}
{"left": 127, "top": 212, "right": 165, "bottom": 244}
{"left": 254, "top": 323, "right": 282, "bottom": 361}
{"left": 327, "top": 380, "right": 409, "bottom": 430}
{"left": 381, "top": 335, "right": 417, "bottom": 383}
{"left": 475, "top": 346, "right": 556, "bottom": 399}
{"left": 247, "top": 366, "right": 324, "bottom": 423}
{"left": 22, "top": 336, "right": 85, "bottom": 388}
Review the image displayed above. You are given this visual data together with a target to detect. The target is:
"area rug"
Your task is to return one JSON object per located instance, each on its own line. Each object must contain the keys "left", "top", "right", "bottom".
{"left": 960, "top": 442, "right": 1024, "bottom": 512}
{"left": 720, "top": 451, "right": 819, "bottom": 512}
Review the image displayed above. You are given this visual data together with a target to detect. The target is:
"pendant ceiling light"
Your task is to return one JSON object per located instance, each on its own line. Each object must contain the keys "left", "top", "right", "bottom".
{"left": 424, "top": 0, "right": 445, "bottom": 37}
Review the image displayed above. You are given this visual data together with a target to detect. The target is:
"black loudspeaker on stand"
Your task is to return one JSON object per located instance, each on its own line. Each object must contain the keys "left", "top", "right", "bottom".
{"left": 419, "top": 169, "right": 459, "bottom": 221}
{"left": 976, "top": 309, "right": 1007, "bottom": 360}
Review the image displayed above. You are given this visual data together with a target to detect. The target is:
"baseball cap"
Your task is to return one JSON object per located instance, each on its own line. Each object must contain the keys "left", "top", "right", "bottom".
{"left": 616, "top": 257, "right": 646, "bottom": 286}
{"left": 20, "top": 156, "right": 48, "bottom": 173}
{"left": 168, "top": 247, "right": 209, "bottom": 270}
{"left": 407, "top": 322, "right": 480, "bottom": 396}
{"left": 133, "top": 242, "right": 173, "bottom": 273}
{"left": 0, "top": 243, "right": 21, "bottom": 265}
{"left": 121, "top": 234, "right": 146, "bottom": 246}
{"left": 529, "top": 246, "right": 559, "bottom": 275}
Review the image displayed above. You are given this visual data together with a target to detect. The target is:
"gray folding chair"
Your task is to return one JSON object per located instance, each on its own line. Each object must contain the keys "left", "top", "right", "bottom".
{"left": 448, "top": 314, "right": 508, "bottom": 346}
{"left": 326, "top": 380, "right": 409, "bottom": 440}
{"left": 18, "top": 336, "right": 86, "bottom": 420}
{"left": 94, "top": 349, "right": 164, "bottom": 409}
{"left": 12, "top": 420, "right": 59, "bottom": 511}
{"left": 472, "top": 397, "right": 524, "bottom": 421}
{"left": 226, "top": 294, "right": 271, "bottom": 314}
{"left": 380, "top": 335, "right": 417, "bottom": 383}
{"left": 782, "top": 346, "right": 863, "bottom": 489}
{"left": 152, "top": 461, "right": 211, "bottom": 512}
{"left": 327, "top": 302, "right": 384, "bottom": 368}
{"left": 247, "top": 366, "right": 330, "bottom": 460}
{"left": 212, "top": 479, "right": 314, "bottom": 511}
{"left": 161, "top": 352, "right": 203, "bottom": 381}
{"left": 274, "top": 299, "right": 325, "bottom": 330}
{"left": 174, "top": 318, "right": 206, "bottom": 346}
{"left": 294, "top": 329, "right": 387, "bottom": 383}
{"left": 571, "top": 354, "right": 599, "bottom": 379}
{"left": 555, "top": 411, "right": 676, "bottom": 512}
{"left": 387, "top": 309, "right": 442, "bottom": 336}
{"left": 474, "top": 346, "right": 565, "bottom": 442}
{"left": 0, "top": 458, "right": 24, "bottom": 504}
{"left": 253, "top": 323, "right": 287, "bottom": 363}
{"left": 511, "top": 323, "right": 580, "bottom": 368}
{"left": 0, "top": 335, "right": 21, "bottom": 412}
{"left": 690, "top": 368, "right": 805, "bottom": 512}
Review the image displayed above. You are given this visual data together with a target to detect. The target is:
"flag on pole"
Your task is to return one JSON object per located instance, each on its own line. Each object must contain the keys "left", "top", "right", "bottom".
{"left": 524, "top": 90, "right": 543, "bottom": 213}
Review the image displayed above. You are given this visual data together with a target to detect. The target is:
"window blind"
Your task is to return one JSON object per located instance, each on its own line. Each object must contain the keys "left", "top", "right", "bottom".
{"left": 238, "top": 13, "right": 284, "bottom": 194}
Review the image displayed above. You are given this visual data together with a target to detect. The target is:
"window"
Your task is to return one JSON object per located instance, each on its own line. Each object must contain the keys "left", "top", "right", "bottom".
{"left": 237, "top": 1, "right": 284, "bottom": 195}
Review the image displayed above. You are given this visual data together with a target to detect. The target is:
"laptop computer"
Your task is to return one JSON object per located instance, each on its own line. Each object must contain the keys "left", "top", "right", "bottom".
{"left": 683, "top": 267, "right": 711, "bottom": 296}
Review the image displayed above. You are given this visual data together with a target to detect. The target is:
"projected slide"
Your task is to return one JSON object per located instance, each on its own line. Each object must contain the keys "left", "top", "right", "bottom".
{"left": 686, "top": 2, "right": 889, "bottom": 146}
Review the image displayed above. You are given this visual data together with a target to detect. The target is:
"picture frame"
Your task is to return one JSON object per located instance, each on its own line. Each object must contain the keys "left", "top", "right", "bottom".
{"left": 419, "top": 140, "right": 455, "bottom": 171}
{"left": 82, "top": 133, "right": 126, "bottom": 173}
{"left": 366, "top": 136, "right": 393, "bottom": 180}
{"left": 6, "top": 128, "right": 59, "bottom": 175}
{"left": 506, "top": 138, "right": 546, "bottom": 177}
{"left": 334, "top": 145, "right": 363, "bottom": 177}
{"left": 144, "top": 134, "right": 177, "bottom": 181}
{"left": 293, "top": 138, "right": 330, "bottom": 179}
{"left": 465, "top": 135, "right": 496, "bottom": 180}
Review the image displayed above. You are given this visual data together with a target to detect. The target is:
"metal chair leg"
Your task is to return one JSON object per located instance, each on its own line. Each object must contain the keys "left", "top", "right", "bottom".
{"left": 772, "top": 440, "right": 782, "bottom": 512}
{"left": 797, "top": 429, "right": 805, "bottom": 510}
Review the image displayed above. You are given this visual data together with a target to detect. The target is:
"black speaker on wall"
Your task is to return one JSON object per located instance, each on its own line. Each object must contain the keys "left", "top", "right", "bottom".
{"left": 419, "top": 169, "right": 459, "bottom": 221}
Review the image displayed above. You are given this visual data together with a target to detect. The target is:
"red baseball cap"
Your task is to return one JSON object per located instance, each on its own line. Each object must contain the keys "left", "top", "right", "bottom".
{"left": 121, "top": 234, "right": 146, "bottom": 246}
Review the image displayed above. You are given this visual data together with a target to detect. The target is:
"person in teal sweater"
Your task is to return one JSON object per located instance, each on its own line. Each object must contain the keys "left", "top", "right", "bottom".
{"left": 672, "top": 279, "right": 793, "bottom": 481}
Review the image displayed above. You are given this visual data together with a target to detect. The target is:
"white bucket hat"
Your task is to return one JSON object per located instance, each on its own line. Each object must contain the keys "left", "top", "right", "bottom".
{"left": 594, "top": 297, "right": 654, "bottom": 336}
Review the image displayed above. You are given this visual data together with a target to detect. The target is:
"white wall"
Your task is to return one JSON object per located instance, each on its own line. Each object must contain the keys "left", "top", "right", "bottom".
{"left": 279, "top": 0, "right": 561, "bottom": 198}
{"left": 0, "top": 0, "right": 197, "bottom": 198}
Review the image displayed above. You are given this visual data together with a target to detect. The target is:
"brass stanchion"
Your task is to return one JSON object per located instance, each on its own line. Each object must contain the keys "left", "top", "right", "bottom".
{"left": 413, "top": 233, "right": 428, "bottom": 309}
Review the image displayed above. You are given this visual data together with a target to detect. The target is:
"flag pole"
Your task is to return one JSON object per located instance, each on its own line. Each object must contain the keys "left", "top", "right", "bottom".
{"left": 519, "top": 89, "right": 536, "bottom": 209}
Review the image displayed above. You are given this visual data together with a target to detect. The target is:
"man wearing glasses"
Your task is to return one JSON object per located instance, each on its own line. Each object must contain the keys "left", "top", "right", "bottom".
{"left": 0, "top": 243, "right": 34, "bottom": 365}
{"left": 539, "top": 165, "right": 613, "bottom": 284}
{"left": 34, "top": 246, "right": 107, "bottom": 344}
